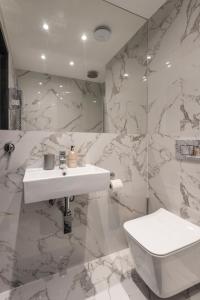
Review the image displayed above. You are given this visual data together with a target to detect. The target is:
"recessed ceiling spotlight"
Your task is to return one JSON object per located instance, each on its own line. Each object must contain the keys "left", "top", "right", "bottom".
{"left": 41, "top": 54, "right": 46, "bottom": 60}
{"left": 60, "top": 97, "right": 63, "bottom": 100}
{"left": 123, "top": 73, "right": 129, "bottom": 78}
{"left": 165, "top": 61, "right": 172, "bottom": 68}
{"left": 142, "top": 76, "right": 147, "bottom": 82}
{"left": 39, "top": 82, "right": 43, "bottom": 85}
{"left": 59, "top": 85, "right": 63, "bottom": 88}
{"left": 147, "top": 55, "right": 152, "bottom": 60}
{"left": 81, "top": 34, "right": 88, "bottom": 41}
{"left": 94, "top": 26, "right": 111, "bottom": 42}
{"left": 43, "top": 23, "right": 49, "bottom": 31}
{"left": 69, "top": 61, "right": 75, "bottom": 66}
{"left": 65, "top": 91, "right": 71, "bottom": 94}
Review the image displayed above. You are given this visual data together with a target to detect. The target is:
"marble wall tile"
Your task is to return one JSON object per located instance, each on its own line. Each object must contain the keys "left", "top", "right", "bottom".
{"left": 17, "top": 71, "right": 104, "bottom": 132}
{"left": 2, "top": 0, "right": 200, "bottom": 298}
{"left": 104, "top": 24, "right": 148, "bottom": 135}
{"left": 148, "top": 0, "right": 200, "bottom": 225}
{"left": 0, "top": 130, "right": 147, "bottom": 293}
{"left": 0, "top": 10, "right": 149, "bottom": 292}
{"left": 147, "top": 6, "right": 200, "bottom": 296}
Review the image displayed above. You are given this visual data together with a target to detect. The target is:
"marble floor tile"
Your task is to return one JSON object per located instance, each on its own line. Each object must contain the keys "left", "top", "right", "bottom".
{"left": 0, "top": 248, "right": 200, "bottom": 300}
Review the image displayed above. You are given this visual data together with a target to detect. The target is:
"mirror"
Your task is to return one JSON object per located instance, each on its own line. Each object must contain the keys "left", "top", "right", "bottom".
{"left": 0, "top": 0, "right": 147, "bottom": 133}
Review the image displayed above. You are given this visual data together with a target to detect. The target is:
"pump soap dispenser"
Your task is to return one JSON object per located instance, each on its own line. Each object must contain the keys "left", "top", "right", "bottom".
{"left": 68, "top": 146, "right": 77, "bottom": 168}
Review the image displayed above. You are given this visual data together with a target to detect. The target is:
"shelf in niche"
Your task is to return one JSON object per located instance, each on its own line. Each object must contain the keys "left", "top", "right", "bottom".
{"left": 178, "top": 155, "right": 200, "bottom": 162}
{"left": 176, "top": 139, "right": 200, "bottom": 162}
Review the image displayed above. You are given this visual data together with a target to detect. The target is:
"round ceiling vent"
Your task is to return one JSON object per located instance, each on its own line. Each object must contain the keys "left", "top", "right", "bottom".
{"left": 94, "top": 26, "right": 111, "bottom": 42}
{"left": 87, "top": 70, "right": 99, "bottom": 79}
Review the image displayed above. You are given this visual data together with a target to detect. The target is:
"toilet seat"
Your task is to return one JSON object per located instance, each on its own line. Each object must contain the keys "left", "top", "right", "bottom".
{"left": 124, "top": 208, "right": 200, "bottom": 257}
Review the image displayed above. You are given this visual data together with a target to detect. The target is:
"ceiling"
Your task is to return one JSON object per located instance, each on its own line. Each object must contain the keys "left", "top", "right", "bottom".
{"left": 0, "top": 0, "right": 146, "bottom": 82}
{"left": 104, "top": 0, "right": 167, "bottom": 19}
{"left": 0, "top": 0, "right": 166, "bottom": 82}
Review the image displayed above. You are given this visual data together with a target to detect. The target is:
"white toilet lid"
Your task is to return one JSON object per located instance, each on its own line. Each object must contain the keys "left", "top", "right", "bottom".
{"left": 124, "top": 208, "right": 200, "bottom": 256}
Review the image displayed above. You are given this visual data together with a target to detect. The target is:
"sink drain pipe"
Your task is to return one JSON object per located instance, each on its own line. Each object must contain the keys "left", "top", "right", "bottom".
{"left": 64, "top": 197, "right": 73, "bottom": 234}
{"left": 49, "top": 196, "right": 75, "bottom": 234}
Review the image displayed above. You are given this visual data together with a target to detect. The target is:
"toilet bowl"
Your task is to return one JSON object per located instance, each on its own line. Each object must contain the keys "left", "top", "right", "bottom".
{"left": 123, "top": 208, "right": 200, "bottom": 298}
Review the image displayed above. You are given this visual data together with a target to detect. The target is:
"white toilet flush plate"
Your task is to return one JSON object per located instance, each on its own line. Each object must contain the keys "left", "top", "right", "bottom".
{"left": 23, "top": 164, "right": 110, "bottom": 204}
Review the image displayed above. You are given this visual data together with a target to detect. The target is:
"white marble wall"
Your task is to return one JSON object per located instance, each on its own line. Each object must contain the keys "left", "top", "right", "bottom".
{"left": 104, "top": 24, "right": 148, "bottom": 134}
{"left": 148, "top": 0, "right": 200, "bottom": 225}
{"left": 0, "top": 3, "right": 149, "bottom": 294}
{"left": 2, "top": 1, "right": 200, "bottom": 298}
{"left": 17, "top": 71, "right": 104, "bottom": 132}
{"left": 0, "top": 130, "right": 147, "bottom": 293}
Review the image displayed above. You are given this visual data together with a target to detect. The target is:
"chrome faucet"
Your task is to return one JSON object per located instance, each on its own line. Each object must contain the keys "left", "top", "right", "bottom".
{"left": 59, "top": 151, "right": 67, "bottom": 169}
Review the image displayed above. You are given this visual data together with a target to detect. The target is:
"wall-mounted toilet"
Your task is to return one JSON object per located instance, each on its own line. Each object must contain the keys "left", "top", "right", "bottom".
{"left": 123, "top": 208, "right": 200, "bottom": 298}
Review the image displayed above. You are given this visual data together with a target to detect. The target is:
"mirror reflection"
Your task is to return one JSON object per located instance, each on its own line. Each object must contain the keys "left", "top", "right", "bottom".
{"left": 0, "top": 0, "right": 147, "bottom": 133}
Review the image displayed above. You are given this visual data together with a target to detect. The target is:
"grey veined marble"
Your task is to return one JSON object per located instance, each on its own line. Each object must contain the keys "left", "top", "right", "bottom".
{"left": 148, "top": 0, "right": 200, "bottom": 227}
{"left": 1, "top": 249, "right": 200, "bottom": 300}
{"left": 104, "top": 23, "right": 148, "bottom": 135}
{"left": 17, "top": 71, "right": 104, "bottom": 132}
{"left": 2, "top": 0, "right": 200, "bottom": 299}
{"left": 16, "top": 20, "right": 148, "bottom": 135}
{"left": 0, "top": 130, "right": 147, "bottom": 293}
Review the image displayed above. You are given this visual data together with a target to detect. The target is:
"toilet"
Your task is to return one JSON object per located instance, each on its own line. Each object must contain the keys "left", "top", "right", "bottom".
{"left": 123, "top": 208, "right": 200, "bottom": 298}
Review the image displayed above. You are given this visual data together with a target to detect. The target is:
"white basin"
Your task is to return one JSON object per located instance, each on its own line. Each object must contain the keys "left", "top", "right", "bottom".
{"left": 23, "top": 164, "right": 110, "bottom": 204}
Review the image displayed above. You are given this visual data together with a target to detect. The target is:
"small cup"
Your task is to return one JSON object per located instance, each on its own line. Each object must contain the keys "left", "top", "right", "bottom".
{"left": 44, "top": 154, "right": 55, "bottom": 170}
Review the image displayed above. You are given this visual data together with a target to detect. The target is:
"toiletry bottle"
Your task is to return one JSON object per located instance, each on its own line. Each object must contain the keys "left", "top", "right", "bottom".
{"left": 194, "top": 146, "right": 200, "bottom": 157}
{"left": 68, "top": 146, "right": 77, "bottom": 168}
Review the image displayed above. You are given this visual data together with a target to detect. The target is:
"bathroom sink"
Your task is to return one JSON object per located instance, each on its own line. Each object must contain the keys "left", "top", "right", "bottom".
{"left": 23, "top": 164, "right": 110, "bottom": 204}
